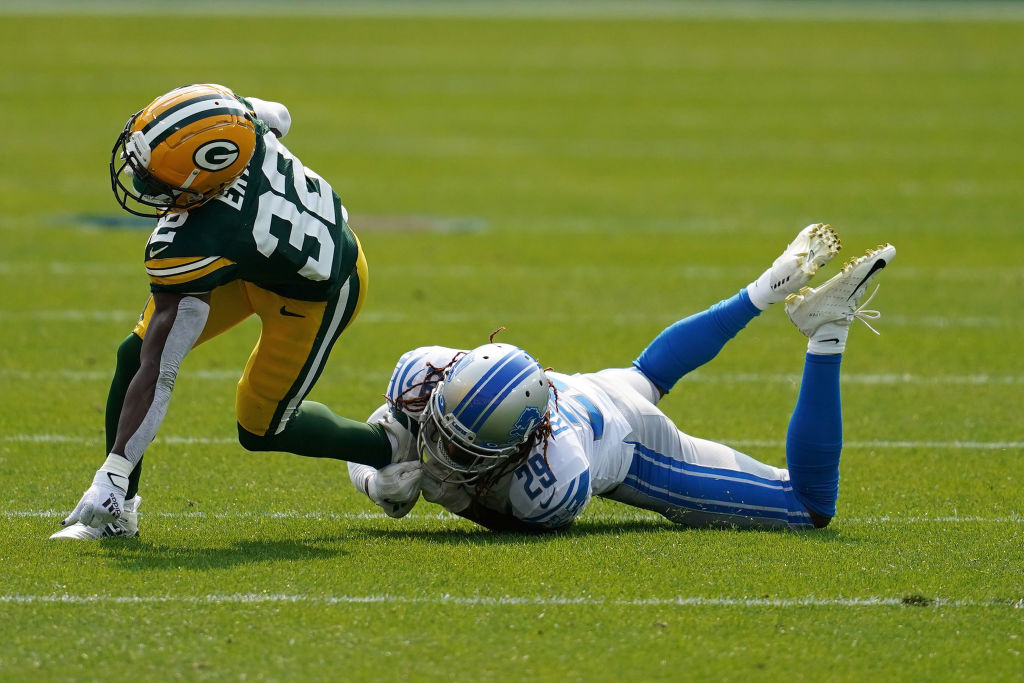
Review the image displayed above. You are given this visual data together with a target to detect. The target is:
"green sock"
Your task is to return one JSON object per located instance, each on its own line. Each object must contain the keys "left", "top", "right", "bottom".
{"left": 106, "top": 333, "right": 145, "bottom": 499}
{"left": 237, "top": 401, "right": 393, "bottom": 468}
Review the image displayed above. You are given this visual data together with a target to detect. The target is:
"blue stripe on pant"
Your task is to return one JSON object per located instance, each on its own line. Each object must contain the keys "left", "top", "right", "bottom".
{"left": 608, "top": 441, "right": 813, "bottom": 530}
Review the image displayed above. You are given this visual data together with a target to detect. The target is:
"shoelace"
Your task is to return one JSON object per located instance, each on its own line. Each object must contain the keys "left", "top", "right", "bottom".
{"left": 846, "top": 284, "right": 882, "bottom": 334}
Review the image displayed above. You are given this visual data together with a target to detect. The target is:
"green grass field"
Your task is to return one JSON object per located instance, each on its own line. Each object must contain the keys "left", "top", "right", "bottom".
{"left": 1, "top": 2, "right": 1021, "bottom": 680}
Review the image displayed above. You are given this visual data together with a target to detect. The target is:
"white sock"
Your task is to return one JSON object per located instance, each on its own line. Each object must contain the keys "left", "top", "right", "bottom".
{"left": 747, "top": 272, "right": 777, "bottom": 310}
{"left": 807, "top": 321, "right": 850, "bottom": 355}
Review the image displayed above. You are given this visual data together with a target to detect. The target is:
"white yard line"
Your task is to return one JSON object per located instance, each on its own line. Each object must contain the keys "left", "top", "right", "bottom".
{"left": 5, "top": 510, "right": 1021, "bottom": 524}
{"left": 0, "top": 310, "right": 141, "bottom": 322}
{"left": 845, "top": 515, "right": 1023, "bottom": 524}
{"left": 1, "top": 434, "right": 238, "bottom": 444}
{"left": 681, "top": 372, "right": 1024, "bottom": 386}
{"left": 727, "top": 439, "right": 1024, "bottom": 451}
{"left": 0, "top": 369, "right": 246, "bottom": 381}
{"left": 0, "top": 593, "right": 1017, "bottom": 609}
{"left": 0, "top": 262, "right": 137, "bottom": 275}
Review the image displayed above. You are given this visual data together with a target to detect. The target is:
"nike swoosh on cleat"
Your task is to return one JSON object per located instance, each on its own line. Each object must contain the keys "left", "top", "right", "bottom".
{"left": 279, "top": 306, "right": 305, "bottom": 318}
{"left": 848, "top": 259, "right": 887, "bottom": 300}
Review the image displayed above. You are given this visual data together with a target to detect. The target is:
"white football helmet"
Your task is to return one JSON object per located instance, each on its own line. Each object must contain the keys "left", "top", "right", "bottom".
{"left": 419, "top": 343, "right": 549, "bottom": 481}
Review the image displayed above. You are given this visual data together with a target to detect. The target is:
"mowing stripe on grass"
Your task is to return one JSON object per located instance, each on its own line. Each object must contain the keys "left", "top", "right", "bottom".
{"left": 0, "top": 309, "right": 1017, "bottom": 329}
{"left": 5, "top": 434, "right": 1021, "bottom": 449}
{"left": 5, "top": 368, "right": 1023, "bottom": 386}
{"left": 4, "top": 0, "right": 1024, "bottom": 22}
{"left": 0, "top": 593, "right": 1017, "bottom": 609}
{"left": 728, "top": 439, "right": 1024, "bottom": 451}
{"left": 4, "top": 262, "right": 1023, "bottom": 280}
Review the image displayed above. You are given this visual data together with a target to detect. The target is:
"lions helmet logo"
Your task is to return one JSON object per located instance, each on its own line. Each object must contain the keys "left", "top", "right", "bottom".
{"left": 508, "top": 405, "right": 545, "bottom": 443}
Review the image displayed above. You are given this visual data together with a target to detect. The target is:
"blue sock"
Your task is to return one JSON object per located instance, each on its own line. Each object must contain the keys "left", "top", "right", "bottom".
{"left": 786, "top": 352, "right": 843, "bottom": 518}
{"left": 633, "top": 289, "right": 761, "bottom": 393}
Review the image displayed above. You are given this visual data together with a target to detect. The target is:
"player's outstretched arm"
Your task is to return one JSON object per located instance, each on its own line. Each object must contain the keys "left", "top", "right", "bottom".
{"left": 61, "top": 293, "right": 210, "bottom": 529}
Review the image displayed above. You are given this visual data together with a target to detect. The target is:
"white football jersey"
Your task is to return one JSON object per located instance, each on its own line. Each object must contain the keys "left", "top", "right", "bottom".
{"left": 383, "top": 347, "right": 635, "bottom": 529}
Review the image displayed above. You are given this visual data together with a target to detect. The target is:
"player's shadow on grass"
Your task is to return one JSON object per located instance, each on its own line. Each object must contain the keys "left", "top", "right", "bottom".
{"left": 353, "top": 520, "right": 848, "bottom": 544}
{"left": 347, "top": 519, "right": 669, "bottom": 544}
{"left": 86, "top": 536, "right": 349, "bottom": 571}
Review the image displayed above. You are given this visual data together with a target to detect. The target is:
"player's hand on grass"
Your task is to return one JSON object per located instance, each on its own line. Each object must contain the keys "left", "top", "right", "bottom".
{"left": 366, "top": 461, "right": 422, "bottom": 518}
{"left": 61, "top": 454, "right": 133, "bottom": 528}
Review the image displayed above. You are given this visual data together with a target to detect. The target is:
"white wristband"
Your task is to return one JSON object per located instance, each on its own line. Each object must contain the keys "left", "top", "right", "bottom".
{"left": 101, "top": 453, "right": 135, "bottom": 479}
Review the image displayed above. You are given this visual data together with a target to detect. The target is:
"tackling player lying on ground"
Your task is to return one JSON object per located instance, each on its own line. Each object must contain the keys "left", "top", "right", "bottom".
{"left": 349, "top": 225, "right": 896, "bottom": 531}
{"left": 52, "top": 84, "right": 395, "bottom": 540}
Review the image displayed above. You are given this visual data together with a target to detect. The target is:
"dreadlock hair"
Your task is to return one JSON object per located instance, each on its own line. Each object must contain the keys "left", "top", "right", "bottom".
{"left": 388, "top": 328, "right": 505, "bottom": 414}
{"left": 388, "top": 352, "right": 466, "bottom": 415}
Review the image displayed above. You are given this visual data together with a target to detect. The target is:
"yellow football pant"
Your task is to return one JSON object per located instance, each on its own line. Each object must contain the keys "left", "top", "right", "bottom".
{"left": 132, "top": 245, "right": 368, "bottom": 437}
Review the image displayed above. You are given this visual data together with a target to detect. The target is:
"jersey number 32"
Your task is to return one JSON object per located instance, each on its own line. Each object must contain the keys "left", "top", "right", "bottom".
{"left": 252, "top": 132, "right": 337, "bottom": 282}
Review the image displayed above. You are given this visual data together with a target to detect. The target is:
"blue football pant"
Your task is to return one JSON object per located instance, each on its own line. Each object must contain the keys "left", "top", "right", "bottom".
{"left": 600, "top": 289, "right": 842, "bottom": 529}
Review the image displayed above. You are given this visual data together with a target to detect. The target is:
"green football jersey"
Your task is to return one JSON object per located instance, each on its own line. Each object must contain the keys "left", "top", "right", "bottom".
{"left": 143, "top": 121, "right": 358, "bottom": 301}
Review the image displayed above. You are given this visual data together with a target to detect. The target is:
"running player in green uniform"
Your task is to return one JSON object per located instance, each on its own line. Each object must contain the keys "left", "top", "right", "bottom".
{"left": 52, "top": 84, "right": 397, "bottom": 539}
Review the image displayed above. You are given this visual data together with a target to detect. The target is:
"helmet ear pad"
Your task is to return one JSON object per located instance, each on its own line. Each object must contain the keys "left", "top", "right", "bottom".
{"left": 122, "top": 131, "right": 186, "bottom": 204}
{"left": 418, "top": 344, "right": 550, "bottom": 480}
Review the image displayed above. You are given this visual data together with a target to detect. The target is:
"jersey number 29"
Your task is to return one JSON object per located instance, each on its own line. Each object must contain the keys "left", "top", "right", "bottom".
{"left": 515, "top": 453, "right": 557, "bottom": 500}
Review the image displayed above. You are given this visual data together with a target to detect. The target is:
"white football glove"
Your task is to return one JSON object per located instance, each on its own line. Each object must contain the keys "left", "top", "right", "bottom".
{"left": 246, "top": 97, "right": 291, "bottom": 138}
{"left": 363, "top": 461, "right": 423, "bottom": 518}
{"left": 420, "top": 470, "right": 472, "bottom": 514}
{"left": 61, "top": 454, "right": 134, "bottom": 529}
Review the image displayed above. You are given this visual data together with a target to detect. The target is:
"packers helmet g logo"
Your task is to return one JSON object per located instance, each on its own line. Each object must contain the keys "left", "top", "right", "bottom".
{"left": 193, "top": 140, "right": 241, "bottom": 171}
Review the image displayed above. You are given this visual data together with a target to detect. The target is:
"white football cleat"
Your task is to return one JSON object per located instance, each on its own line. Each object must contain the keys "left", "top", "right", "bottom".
{"left": 50, "top": 495, "right": 141, "bottom": 540}
{"left": 785, "top": 243, "right": 896, "bottom": 353}
{"left": 748, "top": 224, "right": 842, "bottom": 309}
